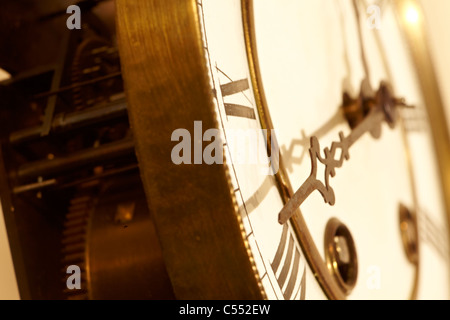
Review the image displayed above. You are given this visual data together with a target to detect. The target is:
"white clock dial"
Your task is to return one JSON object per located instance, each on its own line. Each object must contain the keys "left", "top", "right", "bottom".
{"left": 199, "top": 0, "right": 450, "bottom": 299}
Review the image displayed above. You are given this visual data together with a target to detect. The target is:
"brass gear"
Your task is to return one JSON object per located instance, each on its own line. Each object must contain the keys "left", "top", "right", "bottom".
{"left": 62, "top": 186, "right": 98, "bottom": 300}
{"left": 61, "top": 176, "right": 175, "bottom": 300}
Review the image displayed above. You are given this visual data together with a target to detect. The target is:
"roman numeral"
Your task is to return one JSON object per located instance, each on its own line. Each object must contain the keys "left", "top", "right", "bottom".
{"left": 215, "top": 66, "right": 257, "bottom": 121}
{"left": 220, "top": 78, "right": 249, "bottom": 97}
{"left": 219, "top": 78, "right": 256, "bottom": 120}
{"left": 224, "top": 103, "right": 256, "bottom": 120}
{"left": 401, "top": 107, "right": 428, "bottom": 132}
{"left": 271, "top": 224, "right": 306, "bottom": 300}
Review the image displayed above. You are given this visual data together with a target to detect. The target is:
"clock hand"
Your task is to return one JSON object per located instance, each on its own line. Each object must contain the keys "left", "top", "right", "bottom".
{"left": 278, "top": 82, "right": 409, "bottom": 224}
{"left": 353, "top": 0, "right": 371, "bottom": 84}
{"left": 282, "top": 108, "right": 345, "bottom": 173}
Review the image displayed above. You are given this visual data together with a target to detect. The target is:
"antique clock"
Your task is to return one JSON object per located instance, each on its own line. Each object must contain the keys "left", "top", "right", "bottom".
{"left": 116, "top": 0, "right": 450, "bottom": 300}
{"left": 0, "top": 0, "right": 448, "bottom": 300}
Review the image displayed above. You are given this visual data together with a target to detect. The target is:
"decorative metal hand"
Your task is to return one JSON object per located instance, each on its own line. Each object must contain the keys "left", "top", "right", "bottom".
{"left": 278, "top": 82, "right": 410, "bottom": 224}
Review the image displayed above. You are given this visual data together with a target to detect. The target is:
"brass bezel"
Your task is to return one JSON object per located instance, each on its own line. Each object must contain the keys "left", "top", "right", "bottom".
{"left": 116, "top": 0, "right": 264, "bottom": 299}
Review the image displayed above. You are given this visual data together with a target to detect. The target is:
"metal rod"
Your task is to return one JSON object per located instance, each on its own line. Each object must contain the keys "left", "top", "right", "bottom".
{"left": 40, "top": 31, "right": 71, "bottom": 137}
{"left": 17, "top": 138, "right": 135, "bottom": 179}
{"left": 58, "top": 163, "right": 139, "bottom": 189}
{"left": 13, "top": 179, "right": 57, "bottom": 194}
{"left": 9, "top": 99, "right": 128, "bottom": 144}
{"left": 33, "top": 71, "right": 122, "bottom": 100}
{"left": 12, "top": 163, "right": 139, "bottom": 194}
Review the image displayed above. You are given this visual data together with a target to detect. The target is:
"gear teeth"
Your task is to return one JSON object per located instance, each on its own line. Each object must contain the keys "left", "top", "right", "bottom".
{"left": 66, "top": 210, "right": 89, "bottom": 220}
{"left": 61, "top": 263, "right": 86, "bottom": 273}
{"left": 62, "top": 194, "right": 92, "bottom": 300}
{"left": 62, "top": 234, "right": 86, "bottom": 245}
{"left": 71, "top": 37, "right": 120, "bottom": 111}
{"left": 64, "top": 217, "right": 89, "bottom": 228}
{"left": 62, "top": 243, "right": 85, "bottom": 254}
{"left": 62, "top": 226, "right": 87, "bottom": 237}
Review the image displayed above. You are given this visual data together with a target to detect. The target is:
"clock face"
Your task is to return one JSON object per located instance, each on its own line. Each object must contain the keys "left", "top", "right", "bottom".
{"left": 196, "top": 0, "right": 450, "bottom": 299}
{"left": 116, "top": 0, "right": 450, "bottom": 300}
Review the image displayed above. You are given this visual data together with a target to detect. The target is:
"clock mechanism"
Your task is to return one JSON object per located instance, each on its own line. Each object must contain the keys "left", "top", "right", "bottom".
{"left": 0, "top": 0, "right": 173, "bottom": 299}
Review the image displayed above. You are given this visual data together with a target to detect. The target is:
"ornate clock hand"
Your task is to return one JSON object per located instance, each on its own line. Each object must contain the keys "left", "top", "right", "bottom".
{"left": 278, "top": 82, "right": 409, "bottom": 224}
{"left": 353, "top": 0, "right": 371, "bottom": 83}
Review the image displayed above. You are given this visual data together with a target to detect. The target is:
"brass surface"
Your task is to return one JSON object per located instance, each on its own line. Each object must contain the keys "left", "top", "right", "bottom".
{"left": 324, "top": 218, "right": 358, "bottom": 295}
{"left": 116, "top": 0, "right": 264, "bottom": 299}
{"left": 399, "top": 204, "right": 419, "bottom": 265}
{"left": 86, "top": 177, "right": 175, "bottom": 299}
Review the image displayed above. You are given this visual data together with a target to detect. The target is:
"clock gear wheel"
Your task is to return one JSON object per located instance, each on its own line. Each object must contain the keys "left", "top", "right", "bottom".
{"left": 61, "top": 176, "right": 175, "bottom": 300}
